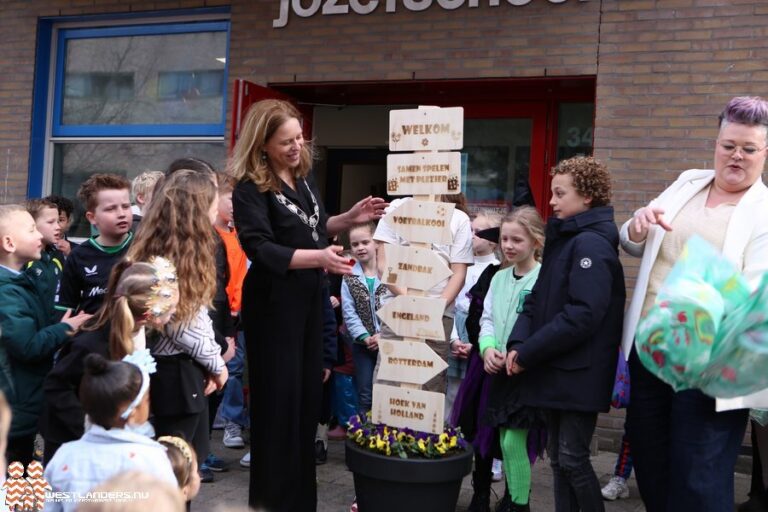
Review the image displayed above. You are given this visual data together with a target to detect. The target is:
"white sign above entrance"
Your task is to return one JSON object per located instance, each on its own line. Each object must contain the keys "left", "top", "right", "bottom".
{"left": 389, "top": 107, "right": 464, "bottom": 152}
{"left": 274, "top": 0, "right": 590, "bottom": 28}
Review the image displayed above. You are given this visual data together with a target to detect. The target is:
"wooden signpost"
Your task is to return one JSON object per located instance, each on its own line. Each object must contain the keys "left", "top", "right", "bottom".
{"left": 382, "top": 244, "right": 453, "bottom": 293}
{"left": 372, "top": 105, "right": 464, "bottom": 435}
{"left": 377, "top": 339, "right": 449, "bottom": 385}
{"left": 376, "top": 295, "right": 447, "bottom": 340}
{"left": 386, "top": 152, "right": 462, "bottom": 196}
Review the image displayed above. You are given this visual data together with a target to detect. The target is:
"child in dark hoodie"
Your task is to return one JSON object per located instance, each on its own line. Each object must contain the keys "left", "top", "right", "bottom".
{"left": 0, "top": 205, "right": 91, "bottom": 466}
{"left": 505, "top": 156, "right": 625, "bottom": 512}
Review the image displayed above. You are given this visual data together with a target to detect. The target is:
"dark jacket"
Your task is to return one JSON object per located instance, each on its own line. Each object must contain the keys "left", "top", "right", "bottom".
{"left": 26, "top": 244, "right": 65, "bottom": 324}
{"left": 465, "top": 263, "right": 501, "bottom": 351}
{"left": 509, "top": 206, "right": 625, "bottom": 412}
{"left": 39, "top": 324, "right": 110, "bottom": 447}
{"left": 210, "top": 232, "right": 236, "bottom": 354}
{"left": 0, "top": 267, "right": 71, "bottom": 439}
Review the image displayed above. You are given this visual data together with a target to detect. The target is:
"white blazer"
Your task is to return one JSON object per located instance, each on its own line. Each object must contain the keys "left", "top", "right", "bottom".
{"left": 619, "top": 169, "right": 768, "bottom": 409}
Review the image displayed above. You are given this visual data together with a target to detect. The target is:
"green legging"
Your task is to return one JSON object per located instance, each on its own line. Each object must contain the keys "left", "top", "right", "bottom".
{"left": 499, "top": 427, "right": 531, "bottom": 505}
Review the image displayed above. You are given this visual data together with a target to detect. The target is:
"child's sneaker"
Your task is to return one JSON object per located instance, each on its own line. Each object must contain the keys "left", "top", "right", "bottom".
{"left": 601, "top": 476, "right": 629, "bottom": 500}
{"left": 491, "top": 458, "right": 503, "bottom": 482}
{"left": 239, "top": 452, "right": 251, "bottom": 468}
{"left": 223, "top": 421, "right": 245, "bottom": 448}
{"left": 203, "top": 453, "right": 228, "bottom": 472}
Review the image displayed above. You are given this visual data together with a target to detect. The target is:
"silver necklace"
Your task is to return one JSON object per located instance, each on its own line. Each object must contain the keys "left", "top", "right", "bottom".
{"left": 274, "top": 179, "right": 320, "bottom": 241}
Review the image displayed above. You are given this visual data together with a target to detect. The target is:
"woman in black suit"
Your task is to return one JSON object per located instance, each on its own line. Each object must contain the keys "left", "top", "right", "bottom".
{"left": 230, "top": 99, "right": 385, "bottom": 512}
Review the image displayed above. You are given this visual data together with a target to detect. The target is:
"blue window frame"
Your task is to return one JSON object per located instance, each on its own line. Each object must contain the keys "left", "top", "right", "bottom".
{"left": 52, "top": 21, "right": 230, "bottom": 137}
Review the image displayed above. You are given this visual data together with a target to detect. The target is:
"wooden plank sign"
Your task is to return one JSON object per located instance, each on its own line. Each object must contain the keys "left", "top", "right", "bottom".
{"left": 372, "top": 384, "right": 445, "bottom": 434}
{"left": 382, "top": 199, "right": 454, "bottom": 245}
{"left": 377, "top": 339, "right": 449, "bottom": 385}
{"left": 377, "top": 295, "right": 446, "bottom": 340}
{"left": 383, "top": 244, "right": 453, "bottom": 292}
{"left": 389, "top": 107, "right": 464, "bottom": 152}
{"left": 386, "top": 152, "right": 462, "bottom": 196}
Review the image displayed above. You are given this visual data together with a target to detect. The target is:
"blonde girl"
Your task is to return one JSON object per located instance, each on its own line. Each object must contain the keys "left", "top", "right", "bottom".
{"left": 127, "top": 169, "right": 228, "bottom": 469}
{"left": 158, "top": 436, "right": 201, "bottom": 502}
{"left": 481, "top": 206, "right": 546, "bottom": 512}
{"left": 40, "top": 257, "right": 180, "bottom": 463}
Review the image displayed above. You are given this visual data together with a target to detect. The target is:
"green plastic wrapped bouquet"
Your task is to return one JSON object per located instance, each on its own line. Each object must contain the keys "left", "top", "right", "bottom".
{"left": 636, "top": 235, "right": 768, "bottom": 398}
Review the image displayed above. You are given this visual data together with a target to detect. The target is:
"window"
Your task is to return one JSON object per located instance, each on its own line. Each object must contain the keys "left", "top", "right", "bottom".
{"left": 31, "top": 10, "right": 230, "bottom": 237}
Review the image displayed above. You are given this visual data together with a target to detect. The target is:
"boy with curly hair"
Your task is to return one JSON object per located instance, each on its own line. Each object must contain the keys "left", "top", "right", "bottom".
{"left": 505, "top": 156, "right": 625, "bottom": 512}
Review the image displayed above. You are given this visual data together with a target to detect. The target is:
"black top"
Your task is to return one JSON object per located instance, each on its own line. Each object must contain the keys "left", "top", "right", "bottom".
{"left": 57, "top": 233, "right": 133, "bottom": 314}
{"left": 232, "top": 173, "right": 329, "bottom": 277}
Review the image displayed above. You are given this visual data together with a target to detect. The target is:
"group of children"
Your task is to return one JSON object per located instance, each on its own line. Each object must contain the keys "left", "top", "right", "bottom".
{"left": 0, "top": 158, "right": 252, "bottom": 509}
{"left": 0, "top": 152, "right": 625, "bottom": 511}
{"left": 339, "top": 156, "right": 625, "bottom": 512}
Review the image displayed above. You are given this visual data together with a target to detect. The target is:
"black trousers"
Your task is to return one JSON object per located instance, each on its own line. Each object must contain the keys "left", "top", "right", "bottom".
{"left": 245, "top": 271, "right": 323, "bottom": 512}
{"left": 152, "top": 400, "right": 210, "bottom": 466}
{"left": 547, "top": 409, "right": 604, "bottom": 512}
{"left": 626, "top": 348, "right": 748, "bottom": 512}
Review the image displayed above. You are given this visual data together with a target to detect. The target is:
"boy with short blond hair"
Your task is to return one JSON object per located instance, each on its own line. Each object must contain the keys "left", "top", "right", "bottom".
{"left": 26, "top": 198, "right": 65, "bottom": 321}
{"left": 57, "top": 173, "right": 133, "bottom": 314}
{"left": 130, "top": 170, "right": 163, "bottom": 231}
{"left": 0, "top": 204, "right": 90, "bottom": 465}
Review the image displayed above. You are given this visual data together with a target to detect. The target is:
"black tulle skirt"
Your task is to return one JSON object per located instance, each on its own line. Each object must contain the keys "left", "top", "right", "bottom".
{"left": 484, "top": 371, "right": 546, "bottom": 430}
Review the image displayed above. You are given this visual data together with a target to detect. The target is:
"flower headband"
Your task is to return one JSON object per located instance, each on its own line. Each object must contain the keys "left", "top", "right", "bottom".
{"left": 158, "top": 436, "right": 194, "bottom": 467}
{"left": 119, "top": 349, "right": 157, "bottom": 420}
{"left": 145, "top": 256, "right": 178, "bottom": 320}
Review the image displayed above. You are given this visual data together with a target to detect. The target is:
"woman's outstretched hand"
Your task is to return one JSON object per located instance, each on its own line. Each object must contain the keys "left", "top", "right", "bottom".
{"left": 630, "top": 205, "right": 673, "bottom": 242}
{"left": 346, "top": 196, "right": 389, "bottom": 224}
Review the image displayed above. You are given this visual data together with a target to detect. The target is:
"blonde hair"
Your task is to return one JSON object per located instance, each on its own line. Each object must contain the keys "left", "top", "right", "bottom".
{"left": 158, "top": 436, "right": 197, "bottom": 491}
{"left": 0, "top": 204, "right": 26, "bottom": 238}
{"left": 501, "top": 206, "right": 546, "bottom": 266}
{"left": 128, "top": 170, "right": 217, "bottom": 323}
{"left": 84, "top": 259, "right": 174, "bottom": 359}
{"left": 228, "top": 99, "right": 313, "bottom": 192}
{"left": 131, "top": 171, "right": 164, "bottom": 202}
{"left": 75, "top": 471, "right": 185, "bottom": 512}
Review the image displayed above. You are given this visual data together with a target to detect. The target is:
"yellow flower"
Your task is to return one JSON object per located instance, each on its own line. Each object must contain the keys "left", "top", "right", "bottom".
{"left": 417, "top": 439, "right": 426, "bottom": 452}
{"left": 449, "top": 436, "right": 457, "bottom": 448}
{"left": 436, "top": 444, "right": 446, "bottom": 454}
{"left": 439, "top": 433, "right": 449, "bottom": 443}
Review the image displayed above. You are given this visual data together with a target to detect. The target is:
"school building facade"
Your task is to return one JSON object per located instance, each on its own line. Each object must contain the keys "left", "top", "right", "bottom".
{"left": 1, "top": 0, "right": 767, "bottom": 454}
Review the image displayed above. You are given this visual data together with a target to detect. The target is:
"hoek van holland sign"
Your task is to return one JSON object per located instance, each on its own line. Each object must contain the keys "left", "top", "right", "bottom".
{"left": 274, "top": 0, "right": 589, "bottom": 28}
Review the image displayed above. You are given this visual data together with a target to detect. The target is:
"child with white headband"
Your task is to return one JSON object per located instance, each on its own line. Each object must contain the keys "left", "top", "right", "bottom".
{"left": 43, "top": 352, "right": 177, "bottom": 512}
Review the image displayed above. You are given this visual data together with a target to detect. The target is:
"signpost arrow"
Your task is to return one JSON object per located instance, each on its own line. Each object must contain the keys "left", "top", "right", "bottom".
{"left": 386, "top": 152, "right": 462, "bottom": 196}
{"left": 383, "top": 244, "right": 453, "bottom": 292}
{"left": 372, "top": 383, "right": 445, "bottom": 434}
{"left": 377, "top": 339, "right": 449, "bottom": 385}
{"left": 377, "top": 295, "right": 447, "bottom": 340}
{"left": 381, "top": 199, "right": 454, "bottom": 245}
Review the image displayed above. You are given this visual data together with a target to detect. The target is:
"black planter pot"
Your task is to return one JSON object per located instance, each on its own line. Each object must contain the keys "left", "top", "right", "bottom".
{"left": 345, "top": 438, "right": 474, "bottom": 512}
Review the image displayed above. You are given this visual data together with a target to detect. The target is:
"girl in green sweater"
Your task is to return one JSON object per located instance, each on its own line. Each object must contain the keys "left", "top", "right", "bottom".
{"left": 481, "top": 206, "right": 546, "bottom": 512}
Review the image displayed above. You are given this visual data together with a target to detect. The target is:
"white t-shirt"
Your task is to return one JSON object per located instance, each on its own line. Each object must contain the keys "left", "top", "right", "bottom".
{"left": 374, "top": 197, "right": 474, "bottom": 315}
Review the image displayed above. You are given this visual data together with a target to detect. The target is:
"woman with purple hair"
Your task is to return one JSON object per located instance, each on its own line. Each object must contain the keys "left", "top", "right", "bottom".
{"left": 620, "top": 96, "right": 768, "bottom": 511}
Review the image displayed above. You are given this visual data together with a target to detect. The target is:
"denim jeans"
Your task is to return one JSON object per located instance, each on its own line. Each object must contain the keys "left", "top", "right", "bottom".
{"left": 352, "top": 342, "right": 377, "bottom": 415}
{"left": 626, "top": 348, "right": 748, "bottom": 512}
{"left": 219, "top": 332, "right": 249, "bottom": 427}
{"left": 547, "top": 409, "right": 604, "bottom": 512}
